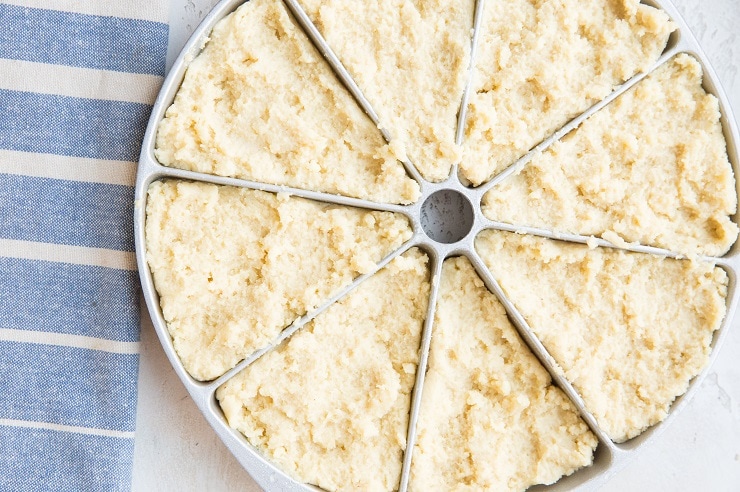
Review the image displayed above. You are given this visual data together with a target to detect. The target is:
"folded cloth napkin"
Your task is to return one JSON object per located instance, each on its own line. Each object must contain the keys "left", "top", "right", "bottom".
{"left": 0, "top": 2, "right": 168, "bottom": 490}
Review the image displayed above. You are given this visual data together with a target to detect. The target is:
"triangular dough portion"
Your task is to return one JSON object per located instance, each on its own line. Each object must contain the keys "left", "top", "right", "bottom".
{"left": 217, "top": 249, "right": 430, "bottom": 491}
{"left": 298, "top": 0, "right": 475, "bottom": 182}
{"left": 155, "top": 0, "right": 419, "bottom": 204}
{"left": 476, "top": 230, "right": 728, "bottom": 442}
{"left": 462, "top": 0, "right": 675, "bottom": 185}
{"left": 411, "top": 257, "right": 597, "bottom": 491}
{"left": 483, "top": 55, "right": 738, "bottom": 256}
{"left": 146, "top": 180, "right": 413, "bottom": 381}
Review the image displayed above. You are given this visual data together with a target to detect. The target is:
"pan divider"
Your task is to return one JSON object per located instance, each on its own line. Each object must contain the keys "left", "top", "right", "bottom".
{"left": 397, "top": 250, "right": 444, "bottom": 492}
{"left": 150, "top": 164, "right": 412, "bottom": 215}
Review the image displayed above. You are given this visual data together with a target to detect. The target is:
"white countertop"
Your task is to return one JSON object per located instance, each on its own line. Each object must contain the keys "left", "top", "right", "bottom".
{"left": 132, "top": 0, "right": 740, "bottom": 490}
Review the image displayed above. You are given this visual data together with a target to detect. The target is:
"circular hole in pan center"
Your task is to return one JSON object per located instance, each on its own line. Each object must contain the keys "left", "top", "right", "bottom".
{"left": 420, "top": 189, "right": 474, "bottom": 244}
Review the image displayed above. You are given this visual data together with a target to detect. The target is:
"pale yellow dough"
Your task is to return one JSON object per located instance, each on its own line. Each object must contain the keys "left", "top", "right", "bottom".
{"left": 476, "top": 231, "right": 728, "bottom": 442}
{"left": 217, "top": 249, "right": 430, "bottom": 492}
{"left": 155, "top": 0, "right": 419, "bottom": 204}
{"left": 145, "top": 180, "right": 411, "bottom": 381}
{"left": 410, "top": 257, "right": 597, "bottom": 491}
{"left": 148, "top": 0, "right": 738, "bottom": 486}
{"left": 298, "top": 0, "right": 474, "bottom": 182}
{"left": 463, "top": 0, "right": 675, "bottom": 185}
{"left": 483, "top": 55, "right": 738, "bottom": 256}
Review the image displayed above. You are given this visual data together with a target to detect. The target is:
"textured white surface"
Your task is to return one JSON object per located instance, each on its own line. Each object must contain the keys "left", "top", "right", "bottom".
{"left": 132, "top": 0, "right": 740, "bottom": 490}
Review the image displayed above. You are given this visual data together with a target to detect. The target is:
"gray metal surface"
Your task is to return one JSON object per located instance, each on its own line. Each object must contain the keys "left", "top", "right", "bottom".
{"left": 134, "top": 0, "right": 740, "bottom": 490}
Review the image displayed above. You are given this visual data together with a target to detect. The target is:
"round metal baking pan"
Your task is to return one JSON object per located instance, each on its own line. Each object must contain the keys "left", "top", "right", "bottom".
{"left": 134, "top": 0, "right": 740, "bottom": 489}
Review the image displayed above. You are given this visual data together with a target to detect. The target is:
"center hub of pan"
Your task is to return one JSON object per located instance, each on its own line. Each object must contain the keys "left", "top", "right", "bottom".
{"left": 420, "top": 189, "right": 474, "bottom": 244}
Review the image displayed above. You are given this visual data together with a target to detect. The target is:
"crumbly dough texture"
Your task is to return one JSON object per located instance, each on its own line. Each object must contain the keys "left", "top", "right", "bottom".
{"left": 155, "top": 0, "right": 419, "bottom": 204}
{"left": 148, "top": 0, "right": 739, "bottom": 487}
{"left": 483, "top": 55, "right": 738, "bottom": 256}
{"left": 462, "top": 0, "right": 675, "bottom": 185}
{"left": 410, "top": 257, "right": 597, "bottom": 491}
{"left": 146, "top": 180, "right": 412, "bottom": 381}
{"left": 217, "top": 249, "right": 430, "bottom": 492}
{"left": 476, "top": 231, "right": 728, "bottom": 442}
{"left": 298, "top": 0, "right": 474, "bottom": 182}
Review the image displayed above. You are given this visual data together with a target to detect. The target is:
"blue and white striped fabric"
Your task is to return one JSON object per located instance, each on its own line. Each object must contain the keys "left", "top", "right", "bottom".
{"left": 0, "top": 1, "right": 168, "bottom": 490}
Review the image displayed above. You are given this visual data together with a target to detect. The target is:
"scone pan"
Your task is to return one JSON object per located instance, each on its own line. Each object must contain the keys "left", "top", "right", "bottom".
{"left": 133, "top": 0, "right": 740, "bottom": 490}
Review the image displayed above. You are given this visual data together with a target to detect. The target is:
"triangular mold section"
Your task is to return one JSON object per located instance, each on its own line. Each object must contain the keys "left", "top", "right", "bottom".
{"left": 155, "top": 0, "right": 419, "bottom": 204}
{"left": 476, "top": 230, "right": 728, "bottom": 442}
{"left": 297, "top": 0, "right": 476, "bottom": 182}
{"left": 410, "top": 257, "right": 597, "bottom": 490}
{"left": 146, "top": 180, "right": 413, "bottom": 381}
{"left": 216, "top": 248, "right": 430, "bottom": 490}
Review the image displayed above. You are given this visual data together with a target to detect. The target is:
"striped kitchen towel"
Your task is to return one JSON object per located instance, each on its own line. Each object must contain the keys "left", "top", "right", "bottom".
{"left": 0, "top": 1, "right": 168, "bottom": 490}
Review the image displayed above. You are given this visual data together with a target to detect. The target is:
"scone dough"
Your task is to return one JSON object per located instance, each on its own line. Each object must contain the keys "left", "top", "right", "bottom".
{"left": 411, "top": 257, "right": 597, "bottom": 491}
{"left": 299, "top": 0, "right": 475, "bottom": 182}
{"left": 155, "top": 0, "right": 419, "bottom": 204}
{"left": 146, "top": 180, "right": 411, "bottom": 381}
{"left": 476, "top": 230, "right": 728, "bottom": 442}
{"left": 217, "top": 249, "right": 430, "bottom": 491}
{"left": 147, "top": 0, "right": 737, "bottom": 487}
{"left": 463, "top": 0, "right": 675, "bottom": 185}
{"left": 483, "top": 54, "right": 738, "bottom": 256}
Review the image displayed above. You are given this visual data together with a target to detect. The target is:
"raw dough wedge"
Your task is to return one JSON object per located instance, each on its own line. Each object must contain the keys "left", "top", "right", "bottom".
{"left": 155, "top": 0, "right": 419, "bottom": 204}
{"left": 483, "top": 54, "right": 738, "bottom": 256}
{"left": 476, "top": 230, "right": 728, "bottom": 442}
{"left": 410, "top": 257, "right": 597, "bottom": 491}
{"left": 217, "top": 249, "right": 430, "bottom": 491}
{"left": 462, "top": 0, "right": 675, "bottom": 185}
{"left": 298, "top": 0, "right": 475, "bottom": 182}
{"left": 146, "top": 180, "right": 412, "bottom": 381}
